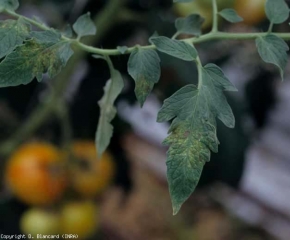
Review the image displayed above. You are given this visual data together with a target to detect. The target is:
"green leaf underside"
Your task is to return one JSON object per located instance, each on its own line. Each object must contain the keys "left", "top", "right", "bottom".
{"left": 256, "top": 34, "right": 289, "bottom": 80}
{"left": 219, "top": 9, "right": 243, "bottom": 23}
{"left": 175, "top": 14, "right": 204, "bottom": 36}
{"left": 265, "top": 0, "right": 290, "bottom": 24}
{"left": 0, "top": 30, "right": 73, "bottom": 87}
{"left": 0, "top": 18, "right": 30, "bottom": 59}
{"left": 150, "top": 36, "right": 197, "bottom": 61}
{"left": 0, "top": 0, "right": 19, "bottom": 11}
{"left": 128, "top": 48, "right": 161, "bottom": 106}
{"left": 73, "top": 12, "right": 97, "bottom": 38}
{"left": 96, "top": 70, "right": 124, "bottom": 158}
{"left": 158, "top": 63, "right": 236, "bottom": 215}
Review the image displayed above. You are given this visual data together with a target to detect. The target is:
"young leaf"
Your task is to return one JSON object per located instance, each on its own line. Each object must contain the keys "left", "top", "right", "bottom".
{"left": 0, "top": 0, "right": 19, "bottom": 12}
{"left": 175, "top": 14, "right": 204, "bottom": 36}
{"left": 0, "top": 18, "right": 30, "bottom": 59}
{"left": 150, "top": 36, "right": 197, "bottom": 61}
{"left": 73, "top": 12, "right": 96, "bottom": 39}
{"left": 128, "top": 48, "right": 161, "bottom": 106}
{"left": 158, "top": 63, "right": 236, "bottom": 215}
{"left": 96, "top": 70, "right": 124, "bottom": 158}
{"left": 265, "top": 0, "right": 289, "bottom": 24}
{"left": 219, "top": 9, "right": 243, "bottom": 23}
{"left": 117, "top": 46, "right": 128, "bottom": 54}
{"left": 256, "top": 34, "right": 289, "bottom": 80}
{"left": 0, "top": 30, "right": 73, "bottom": 87}
{"left": 63, "top": 24, "right": 73, "bottom": 38}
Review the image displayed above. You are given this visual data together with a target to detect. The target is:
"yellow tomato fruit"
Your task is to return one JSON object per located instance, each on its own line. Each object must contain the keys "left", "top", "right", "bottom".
{"left": 60, "top": 201, "right": 98, "bottom": 239}
{"left": 234, "top": 0, "right": 266, "bottom": 25}
{"left": 20, "top": 208, "right": 61, "bottom": 238}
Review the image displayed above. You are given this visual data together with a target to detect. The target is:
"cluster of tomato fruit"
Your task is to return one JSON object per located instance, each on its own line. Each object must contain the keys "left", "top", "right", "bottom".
{"left": 175, "top": 0, "right": 266, "bottom": 28}
{"left": 4, "top": 141, "right": 115, "bottom": 239}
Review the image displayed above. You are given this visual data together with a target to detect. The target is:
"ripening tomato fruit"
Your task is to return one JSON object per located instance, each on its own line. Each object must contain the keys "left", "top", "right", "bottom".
{"left": 5, "top": 142, "right": 67, "bottom": 205}
{"left": 70, "top": 141, "right": 115, "bottom": 197}
{"left": 174, "top": 0, "right": 234, "bottom": 30}
{"left": 60, "top": 201, "right": 98, "bottom": 239}
{"left": 20, "top": 208, "right": 61, "bottom": 238}
{"left": 234, "top": 0, "right": 266, "bottom": 25}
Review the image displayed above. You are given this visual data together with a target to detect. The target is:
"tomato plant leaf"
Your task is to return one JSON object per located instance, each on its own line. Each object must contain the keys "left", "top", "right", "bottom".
{"left": 73, "top": 12, "right": 96, "bottom": 39}
{"left": 0, "top": 18, "right": 30, "bottom": 59}
{"left": 96, "top": 69, "right": 124, "bottom": 158}
{"left": 0, "top": 30, "right": 73, "bottom": 87}
{"left": 265, "top": 0, "right": 289, "bottom": 24}
{"left": 157, "top": 63, "right": 236, "bottom": 214}
{"left": 30, "top": 29, "right": 61, "bottom": 42}
{"left": 63, "top": 24, "right": 73, "bottom": 38}
{"left": 256, "top": 34, "right": 289, "bottom": 80}
{"left": 117, "top": 46, "right": 128, "bottom": 54}
{"left": 0, "top": 0, "right": 19, "bottom": 12}
{"left": 150, "top": 36, "right": 197, "bottom": 61}
{"left": 175, "top": 14, "right": 204, "bottom": 36}
{"left": 219, "top": 9, "right": 243, "bottom": 23}
{"left": 128, "top": 48, "right": 161, "bottom": 106}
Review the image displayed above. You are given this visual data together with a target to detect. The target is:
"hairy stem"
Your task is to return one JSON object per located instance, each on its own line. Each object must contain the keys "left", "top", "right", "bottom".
{"left": 5, "top": 6, "right": 290, "bottom": 56}
{"left": 268, "top": 22, "right": 274, "bottom": 33}
{"left": 211, "top": 0, "right": 219, "bottom": 33}
{"left": 196, "top": 57, "right": 203, "bottom": 89}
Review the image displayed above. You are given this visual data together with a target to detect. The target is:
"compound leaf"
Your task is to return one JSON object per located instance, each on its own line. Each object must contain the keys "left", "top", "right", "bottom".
{"left": 73, "top": 12, "right": 96, "bottom": 38}
{"left": 0, "top": 0, "right": 19, "bottom": 12}
{"left": 256, "top": 34, "right": 289, "bottom": 80}
{"left": 0, "top": 18, "right": 30, "bottom": 59}
{"left": 150, "top": 36, "right": 197, "bottom": 61}
{"left": 175, "top": 14, "right": 204, "bottom": 36}
{"left": 96, "top": 70, "right": 124, "bottom": 158}
{"left": 265, "top": 0, "right": 289, "bottom": 24}
{"left": 128, "top": 48, "right": 160, "bottom": 106}
{"left": 0, "top": 30, "right": 73, "bottom": 87}
{"left": 158, "top": 63, "right": 236, "bottom": 215}
{"left": 219, "top": 9, "right": 243, "bottom": 23}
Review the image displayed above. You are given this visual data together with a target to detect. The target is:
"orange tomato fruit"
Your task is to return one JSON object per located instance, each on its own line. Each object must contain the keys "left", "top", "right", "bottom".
{"left": 5, "top": 142, "right": 67, "bottom": 205}
{"left": 60, "top": 201, "right": 98, "bottom": 239}
{"left": 234, "top": 0, "right": 266, "bottom": 25}
{"left": 70, "top": 141, "right": 115, "bottom": 197}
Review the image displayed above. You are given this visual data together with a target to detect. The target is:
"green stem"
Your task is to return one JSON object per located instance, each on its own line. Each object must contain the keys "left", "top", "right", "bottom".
{"left": 5, "top": 7, "right": 290, "bottom": 57}
{"left": 196, "top": 57, "right": 203, "bottom": 89}
{"left": 268, "top": 22, "right": 274, "bottom": 33}
{"left": 172, "top": 32, "right": 180, "bottom": 40}
{"left": 211, "top": 0, "right": 219, "bottom": 33}
{"left": 75, "top": 31, "right": 290, "bottom": 55}
{"left": 104, "top": 55, "right": 115, "bottom": 74}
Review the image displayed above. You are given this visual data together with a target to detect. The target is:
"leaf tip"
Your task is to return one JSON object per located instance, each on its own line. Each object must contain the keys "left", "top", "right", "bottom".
{"left": 172, "top": 204, "right": 181, "bottom": 215}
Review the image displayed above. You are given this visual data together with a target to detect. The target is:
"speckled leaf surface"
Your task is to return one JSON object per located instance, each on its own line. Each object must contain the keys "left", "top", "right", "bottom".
{"left": 158, "top": 63, "right": 236, "bottom": 214}
{"left": 0, "top": 30, "right": 73, "bottom": 87}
